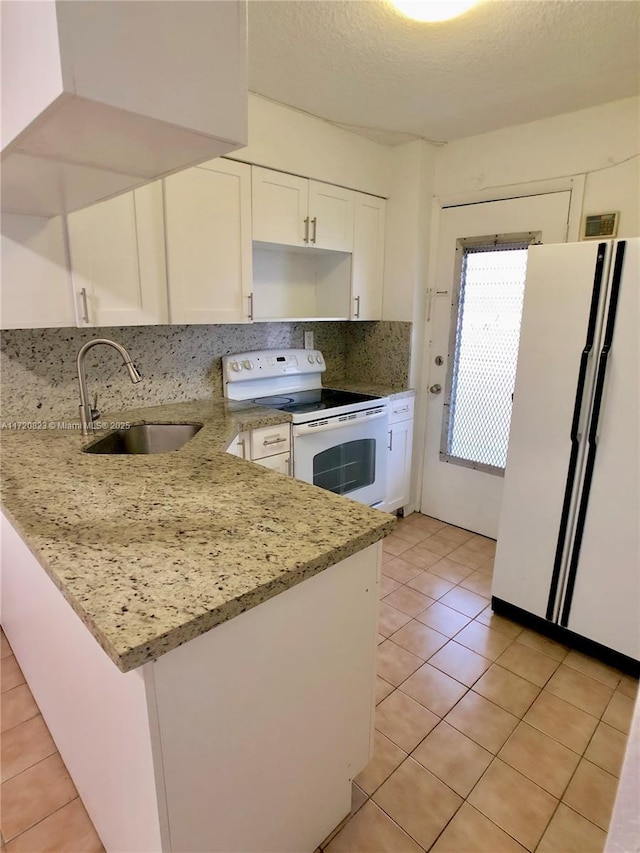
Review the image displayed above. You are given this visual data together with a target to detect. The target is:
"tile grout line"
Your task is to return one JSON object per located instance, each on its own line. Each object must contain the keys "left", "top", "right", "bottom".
{"left": 384, "top": 516, "right": 627, "bottom": 849}
{"left": 2, "top": 794, "right": 82, "bottom": 845}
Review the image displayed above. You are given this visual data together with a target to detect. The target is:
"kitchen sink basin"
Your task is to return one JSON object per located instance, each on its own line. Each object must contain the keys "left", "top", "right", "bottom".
{"left": 84, "top": 423, "right": 203, "bottom": 455}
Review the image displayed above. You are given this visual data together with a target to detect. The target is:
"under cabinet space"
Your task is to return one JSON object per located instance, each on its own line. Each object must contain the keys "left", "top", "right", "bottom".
{"left": 252, "top": 245, "right": 352, "bottom": 320}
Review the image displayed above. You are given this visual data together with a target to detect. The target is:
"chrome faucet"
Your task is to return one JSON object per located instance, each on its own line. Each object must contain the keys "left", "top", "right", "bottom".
{"left": 76, "top": 339, "right": 142, "bottom": 435}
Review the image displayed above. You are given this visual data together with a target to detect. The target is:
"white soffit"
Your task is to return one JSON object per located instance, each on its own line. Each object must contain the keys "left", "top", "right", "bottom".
{"left": 247, "top": 0, "right": 640, "bottom": 143}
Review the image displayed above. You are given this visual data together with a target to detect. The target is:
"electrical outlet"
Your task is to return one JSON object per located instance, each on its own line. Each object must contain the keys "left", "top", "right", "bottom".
{"left": 304, "top": 331, "right": 314, "bottom": 350}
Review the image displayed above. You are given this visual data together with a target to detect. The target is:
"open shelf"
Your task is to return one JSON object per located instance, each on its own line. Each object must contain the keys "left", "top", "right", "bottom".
{"left": 252, "top": 244, "right": 352, "bottom": 321}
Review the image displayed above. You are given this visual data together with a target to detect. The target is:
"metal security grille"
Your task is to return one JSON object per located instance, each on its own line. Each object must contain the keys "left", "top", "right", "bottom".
{"left": 441, "top": 240, "right": 530, "bottom": 474}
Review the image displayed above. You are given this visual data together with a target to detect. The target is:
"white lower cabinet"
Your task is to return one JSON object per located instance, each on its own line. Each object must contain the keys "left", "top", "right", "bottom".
{"left": 164, "top": 158, "right": 253, "bottom": 324}
{"left": 385, "top": 397, "right": 415, "bottom": 514}
{"left": 2, "top": 511, "right": 380, "bottom": 853}
{"left": 227, "top": 422, "right": 291, "bottom": 475}
{"left": 66, "top": 181, "right": 169, "bottom": 326}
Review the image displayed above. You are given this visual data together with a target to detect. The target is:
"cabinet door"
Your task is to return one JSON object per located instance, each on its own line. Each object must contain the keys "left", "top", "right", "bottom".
{"left": 386, "top": 419, "right": 414, "bottom": 513}
{"left": 252, "top": 167, "right": 308, "bottom": 247}
{"left": 1, "top": 214, "right": 75, "bottom": 329}
{"left": 253, "top": 452, "right": 291, "bottom": 476}
{"left": 351, "top": 194, "right": 385, "bottom": 320}
{"left": 308, "top": 181, "right": 355, "bottom": 252}
{"left": 165, "top": 159, "right": 253, "bottom": 324}
{"left": 67, "top": 182, "right": 168, "bottom": 326}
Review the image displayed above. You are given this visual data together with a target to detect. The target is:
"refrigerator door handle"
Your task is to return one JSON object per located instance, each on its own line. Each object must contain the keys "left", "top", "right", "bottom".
{"left": 545, "top": 242, "right": 608, "bottom": 621}
{"left": 560, "top": 240, "right": 627, "bottom": 627}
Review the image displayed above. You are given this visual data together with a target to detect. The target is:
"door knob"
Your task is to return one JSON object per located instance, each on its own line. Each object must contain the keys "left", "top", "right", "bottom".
{"left": 429, "top": 384, "right": 442, "bottom": 394}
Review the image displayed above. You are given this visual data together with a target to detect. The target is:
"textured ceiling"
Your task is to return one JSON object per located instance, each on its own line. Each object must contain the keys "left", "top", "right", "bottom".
{"left": 247, "top": 0, "right": 640, "bottom": 143}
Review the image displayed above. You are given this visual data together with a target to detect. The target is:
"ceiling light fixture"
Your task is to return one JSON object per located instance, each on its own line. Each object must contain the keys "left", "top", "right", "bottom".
{"left": 388, "top": 0, "right": 479, "bottom": 23}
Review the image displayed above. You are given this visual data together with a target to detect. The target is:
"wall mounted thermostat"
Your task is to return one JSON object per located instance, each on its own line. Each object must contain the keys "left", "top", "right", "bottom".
{"left": 582, "top": 212, "right": 619, "bottom": 240}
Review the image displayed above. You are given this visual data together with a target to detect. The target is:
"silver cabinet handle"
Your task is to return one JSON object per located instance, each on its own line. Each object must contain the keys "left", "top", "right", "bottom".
{"left": 263, "top": 437, "right": 287, "bottom": 446}
{"left": 238, "top": 437, "right": 247, "bottom": 459}
{"left": 388, "top": 429, "right": 393, "bottom": 451}
{"left": 354, "top": 295, "right": 361, "bottom": 319}
{"left": 429, "top": 384, "right": 442, "bottom": 394}
{"left": 80, "top": 287, "right": 90, "bottom": 324}
{"left": 303, "top": 217, "right": 310, "bottom": 244}
{"left": 310, "top": 217, "right": 317, "bottom": 244}
{"left": 247, "top": 292, "right": 254, "bottom": 321}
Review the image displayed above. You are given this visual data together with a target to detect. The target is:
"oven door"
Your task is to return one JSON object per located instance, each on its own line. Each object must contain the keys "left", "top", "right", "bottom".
{"left": 292, "top": 406, "right": 388, "bottom": 507}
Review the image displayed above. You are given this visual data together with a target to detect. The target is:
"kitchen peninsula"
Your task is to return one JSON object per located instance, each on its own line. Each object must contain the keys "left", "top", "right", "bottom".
{"left": 1, "top": 398, "right": 395, "bottom": 852}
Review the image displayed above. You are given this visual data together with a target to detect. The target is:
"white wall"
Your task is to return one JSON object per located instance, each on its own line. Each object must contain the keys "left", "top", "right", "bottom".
{"left": 435, "top": 96, "right": 640, "bottom": 236}
{"left": 409, "top": 96, "right": 640, "bottom": 516}
{"left": 227, "top": 93, "right": 391, "bottom": 197}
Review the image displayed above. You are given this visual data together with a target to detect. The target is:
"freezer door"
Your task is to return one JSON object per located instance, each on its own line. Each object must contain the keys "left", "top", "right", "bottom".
{"left": 563, "top": 239, "right": 640, "bottom": 660}
{"left": 492, "top": 241, "right": 610, "bottom": 619}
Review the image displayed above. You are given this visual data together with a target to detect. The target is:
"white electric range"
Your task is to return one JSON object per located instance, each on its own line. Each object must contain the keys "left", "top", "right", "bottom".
{"left": 222, "top": 349, "right": 389, "bottom": 508}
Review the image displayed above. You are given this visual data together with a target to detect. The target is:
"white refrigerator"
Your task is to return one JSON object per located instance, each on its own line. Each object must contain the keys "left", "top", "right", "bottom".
{"left": 492, "top": 238, "right": 639, "bottom": 664}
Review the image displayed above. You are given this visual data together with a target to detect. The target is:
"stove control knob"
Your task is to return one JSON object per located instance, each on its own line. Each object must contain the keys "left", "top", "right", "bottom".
{"left": 315, "top": 355, "right": 322, "bottom": 364}
{"left": 308, "top": 354, "right": 315, "bottom": 364}
{"left": 230, "top": 361, "right": 241, "bottom": 372}
{"left": 242, "top": 360, "right": 253, "bottom": 370}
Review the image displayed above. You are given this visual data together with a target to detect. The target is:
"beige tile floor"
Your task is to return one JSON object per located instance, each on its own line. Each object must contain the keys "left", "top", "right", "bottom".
{"left": 323, "top": 513, "right": 638, "bottom": 853}
{"left": 1, "top": 512, "right": 637, "bottom": 852}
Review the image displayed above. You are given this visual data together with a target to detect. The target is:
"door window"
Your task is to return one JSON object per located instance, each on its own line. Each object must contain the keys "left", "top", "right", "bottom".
{"left": 441, "top": 236, "right": 532, "bottom": 474}
{"left": 313, "top": 439, "right": 375, "bottom": 495}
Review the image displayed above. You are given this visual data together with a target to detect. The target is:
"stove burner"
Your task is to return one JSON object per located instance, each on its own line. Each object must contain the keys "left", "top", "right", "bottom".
{"left": 252, "top": 395, "right": 295, "bottom": 407}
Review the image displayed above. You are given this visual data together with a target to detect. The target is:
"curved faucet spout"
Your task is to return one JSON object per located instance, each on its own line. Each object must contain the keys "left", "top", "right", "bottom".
{"left": 76, "top": 339, "right": 142, "bottom": 436}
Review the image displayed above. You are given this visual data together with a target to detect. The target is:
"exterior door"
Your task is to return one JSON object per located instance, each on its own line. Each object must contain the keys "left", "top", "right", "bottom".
{"left": 420, "top": 192, "right": 571, "bottom": 537}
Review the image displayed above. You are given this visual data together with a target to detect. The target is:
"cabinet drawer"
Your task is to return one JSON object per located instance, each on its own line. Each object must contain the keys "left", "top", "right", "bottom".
{"left": 389, "top": 397, "right": 414, "bottom": 424}
{"left": 250, "top": 423, "right": 291, "bottom": 459}
{"left": 253, "top": 451, "right": 291, "bottom": 476}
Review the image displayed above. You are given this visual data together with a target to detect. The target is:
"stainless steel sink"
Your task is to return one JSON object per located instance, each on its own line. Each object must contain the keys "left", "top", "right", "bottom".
{"left": 84, "top": 423, "right": 203, "bottom": 455}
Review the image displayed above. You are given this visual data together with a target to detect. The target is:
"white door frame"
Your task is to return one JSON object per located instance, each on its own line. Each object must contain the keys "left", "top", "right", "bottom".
{"left": 410, "top": 174, "right": 586, "bottom": 523}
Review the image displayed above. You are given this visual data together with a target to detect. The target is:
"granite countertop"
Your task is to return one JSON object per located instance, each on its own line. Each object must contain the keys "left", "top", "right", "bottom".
{"left": 0, "top": 397, "right": 396, "bottom": 673}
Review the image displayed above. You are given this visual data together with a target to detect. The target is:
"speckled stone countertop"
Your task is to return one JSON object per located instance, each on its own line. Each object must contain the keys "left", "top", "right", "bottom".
{"left": 0, "top": 398, "right": 395, "bottom": 673}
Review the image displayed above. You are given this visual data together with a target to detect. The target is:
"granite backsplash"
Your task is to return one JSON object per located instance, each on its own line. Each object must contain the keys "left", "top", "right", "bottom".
{"left": 0, "top": 321, "right": 411, "bottom": 420}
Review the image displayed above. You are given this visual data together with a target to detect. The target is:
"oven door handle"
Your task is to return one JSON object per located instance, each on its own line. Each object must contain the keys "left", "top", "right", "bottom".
{"left": 292, "top": 408, "right": 388, "bottom": 436}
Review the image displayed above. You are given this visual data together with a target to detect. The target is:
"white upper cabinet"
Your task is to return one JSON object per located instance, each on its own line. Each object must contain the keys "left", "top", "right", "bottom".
{"left": 252, "top": 167, "right": 355, "bottom": 252}
{"left": 0, "top": 214, "right": 75, "bottom": 329}
{"left": 164, "top": 159, "right": 253, "bottom": 325}
{"left": 251, "top": 169, "right": 308, "bottom": 247}
{"left": 351, "top": 194, "right": 386, "bottom": 321}
{"left": 308, "top": 181, "right": 355, "bottom": 252}
{"left": 67, "top": 182, "right": 168, "bottom": 327}
{"left": 1, "top": 0, "right": 247, "bottom": 217}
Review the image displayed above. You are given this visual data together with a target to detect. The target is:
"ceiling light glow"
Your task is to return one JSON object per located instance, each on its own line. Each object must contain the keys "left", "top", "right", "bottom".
{"left": 389, "top": 0, "right": 479, "bottom": 23}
